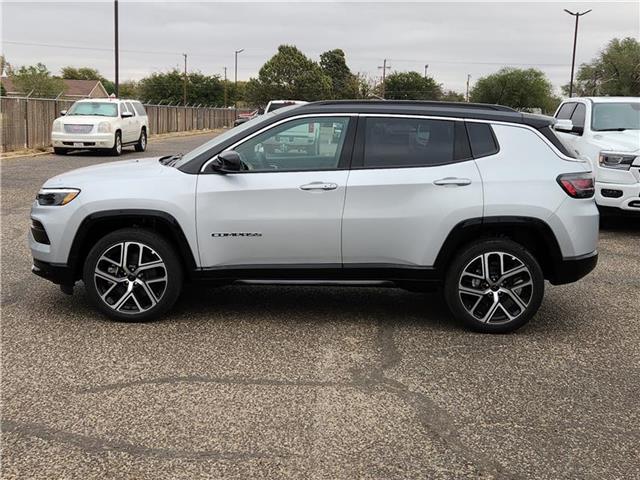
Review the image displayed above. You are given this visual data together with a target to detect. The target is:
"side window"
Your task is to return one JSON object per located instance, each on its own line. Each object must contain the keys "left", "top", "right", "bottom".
{"left": 466, "top": 122, "right": 499, "bottom": 158}
{"left": 233, "top": 117, "right": 350, "bottom": 172}
{"left": 125, "top": 102, "right": 136, "bottom": 116}
{"left": 362, "top": 117, "right": 455, "bottom": 168}
{"left": 556, "top": 102, "right": 577, "bottom": 120}
{"left": 133, "top": 102, "right": 147, "bottom": 116}
{"left": 571, "top": 103, "right": 586, "bottom": 128}
{"left": 120, "top": 103, "right": 131, "bottom": 116}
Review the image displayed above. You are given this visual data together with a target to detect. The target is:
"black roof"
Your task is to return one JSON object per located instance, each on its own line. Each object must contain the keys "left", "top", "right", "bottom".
{"left": 292, "top": 100, "right": 552, "bottom": 128}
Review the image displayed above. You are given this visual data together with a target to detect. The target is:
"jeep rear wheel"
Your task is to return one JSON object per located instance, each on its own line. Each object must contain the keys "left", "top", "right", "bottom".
{"left": 444, "top": 239, "right": 544, "bottom": 333}
{"left": 83, "top": 228, "right": 183, "bottom": 322}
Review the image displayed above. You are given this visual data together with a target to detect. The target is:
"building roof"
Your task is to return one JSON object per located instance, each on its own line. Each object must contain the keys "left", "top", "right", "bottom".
{"left": 1, "top": 77, "right": 107, "bottom": 97}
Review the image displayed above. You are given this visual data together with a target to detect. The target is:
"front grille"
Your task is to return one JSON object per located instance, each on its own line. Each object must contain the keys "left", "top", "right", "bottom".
{"left": 31, "top": 219, "right": 50, "bottom": 245}
{"left": 63, "top": 124, "right": 93, "bottom": 134}
{"left": 62, "top": 142, "right": 96, "bottom": 146}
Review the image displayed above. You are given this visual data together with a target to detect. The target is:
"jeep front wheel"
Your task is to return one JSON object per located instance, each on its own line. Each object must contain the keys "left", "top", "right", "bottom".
{"left": 83, "top": 228, "right": 183, "bottom": 322}
{"left": 444, "top": 239, "right": 544, "bottom": 333}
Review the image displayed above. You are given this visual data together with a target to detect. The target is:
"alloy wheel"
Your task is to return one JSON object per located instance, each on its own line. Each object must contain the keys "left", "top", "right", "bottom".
{"left": 458, "top": 251, "right": 533, "bottom": 325}
{"left": 94, "top": 241, "right": 168, "bottom": 314}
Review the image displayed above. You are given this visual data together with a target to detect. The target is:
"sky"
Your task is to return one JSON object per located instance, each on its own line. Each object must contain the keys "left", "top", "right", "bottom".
{"left": 1, "top": 1, "right": 639, "bottom": 94}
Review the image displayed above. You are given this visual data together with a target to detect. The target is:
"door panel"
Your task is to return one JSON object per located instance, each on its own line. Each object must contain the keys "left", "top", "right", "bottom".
{"left": 196, "top": 171, "right": 349, "bottom": 267}
{"left": 342, "top": 115, "right": 483, "bottom": 267}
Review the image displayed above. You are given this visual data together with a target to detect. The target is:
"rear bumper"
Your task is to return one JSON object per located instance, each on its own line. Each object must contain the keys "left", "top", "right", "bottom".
{"left": 32, "top": 259, "right": 75, "bottom": 286}
{"left": 549, "top": 251, "right": 598, "bottom": 285}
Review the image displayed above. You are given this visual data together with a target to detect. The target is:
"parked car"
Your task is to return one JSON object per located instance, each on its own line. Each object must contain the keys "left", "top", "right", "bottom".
{"left": 51, "top": 98, "right": 148, "bottom": 156}
{"left": 30, "top": 100, "right": 598, "bottom": 333}
{"left": 553, "top": 97, "right": 640, "bottom": 215}
{"left": 233, "top": 109, "right": 260, "bottom": 127}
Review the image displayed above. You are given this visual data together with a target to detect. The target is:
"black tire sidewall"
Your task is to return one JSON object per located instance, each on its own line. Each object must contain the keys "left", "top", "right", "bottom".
{"left": 82, "top": 228, "right": 183, "bottom": 322}
{"left": 135, "top": 129, "right": 147, "bottom": 152}
{"left": 111, "top": 132, "right": 122, "bottom": 156}
{"left": 444, "top": 239, "right": 544, "bottom": 333}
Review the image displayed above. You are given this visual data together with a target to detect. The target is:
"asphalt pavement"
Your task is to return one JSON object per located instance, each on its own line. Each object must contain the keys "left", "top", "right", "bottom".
{"left": 1, "top": 132, "right": 639, "bottom": 479}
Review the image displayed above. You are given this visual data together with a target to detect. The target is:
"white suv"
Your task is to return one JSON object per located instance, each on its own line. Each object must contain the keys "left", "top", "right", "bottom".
{"left": 52, "top": 98, "right": 148, "bottom": 156}
{"left": 30, "top": 101, "right": 598, "bottom": 333}
{"left": 553, "top": 97, "right": 640, "bottom": 214}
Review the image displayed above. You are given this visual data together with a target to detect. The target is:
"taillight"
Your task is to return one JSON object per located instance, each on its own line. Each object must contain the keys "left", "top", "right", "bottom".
{"left": 308, "top": 123, "right": 314, "bottom": 133}
{"left": 556, "top": 173, "right": 595, "bottom": 198}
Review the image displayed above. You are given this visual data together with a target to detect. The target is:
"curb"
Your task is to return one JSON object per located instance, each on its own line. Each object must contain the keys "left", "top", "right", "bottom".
{"left": 0, "top": 128, "right": 227, "bottom": 160}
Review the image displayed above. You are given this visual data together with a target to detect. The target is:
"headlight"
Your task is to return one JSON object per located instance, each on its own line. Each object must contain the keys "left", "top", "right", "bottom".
{"left": 36, "top": 188, "right": 81, "bottom": 206}
{"left": 97, "top": 122, "right": 112, "bottom": 133}
{"left": 598, "top": 152, "right": 637, "bottom": 171}
{"left": 52, "top": 120, "right": 62, "bottom": 132}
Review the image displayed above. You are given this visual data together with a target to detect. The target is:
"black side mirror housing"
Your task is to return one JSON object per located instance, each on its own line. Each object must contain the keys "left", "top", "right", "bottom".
{"left": 572, "top": 125, "right": 584, "bottom": 135}
{"left": 210, "top": 150, "right": 243, "bottom": 173}
{"left": 122, "top": 111, "right": 134, "bottom": 118}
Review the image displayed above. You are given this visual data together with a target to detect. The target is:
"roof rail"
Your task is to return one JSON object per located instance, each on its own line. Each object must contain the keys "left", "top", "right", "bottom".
{"left": 310, "top": 99, "right": 516, "bottom": 112}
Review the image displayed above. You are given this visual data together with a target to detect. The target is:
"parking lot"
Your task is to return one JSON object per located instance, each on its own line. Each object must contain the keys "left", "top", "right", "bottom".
{"left": 1, "top": 132, "right": 639, "bottom": 479}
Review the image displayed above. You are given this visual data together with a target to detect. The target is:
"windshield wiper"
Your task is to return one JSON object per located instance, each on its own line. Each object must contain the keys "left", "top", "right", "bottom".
{"left": 159, "top": 153, "right": 183, "bottom": 166}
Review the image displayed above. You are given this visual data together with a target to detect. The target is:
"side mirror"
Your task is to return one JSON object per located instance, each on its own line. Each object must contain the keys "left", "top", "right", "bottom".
{"left": 60, "top": 110, "right": 67, "bottom": 116}
{"left": 122, "top": 111, "right": 134, "bottom": 118}
{"left": 554, "top": 119, "right": 573, "bottom": 132}
{"left": 571, "top": 125, "right": 584, "bottom": 135}
{"left": 210, "top": 150, "right": 243, "bottom": 173}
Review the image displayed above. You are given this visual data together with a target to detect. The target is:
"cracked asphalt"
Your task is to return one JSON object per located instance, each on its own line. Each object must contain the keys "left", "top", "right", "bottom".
{"left": 1, "top": 132, "right": 639, "bottom": 479}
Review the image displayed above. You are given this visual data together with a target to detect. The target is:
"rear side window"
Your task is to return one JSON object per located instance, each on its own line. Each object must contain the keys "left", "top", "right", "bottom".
{"left": 125, "top": 102, "right": 136, "bottom": 116}
{"left": 132, "top": 102, "right": 147, "bottom": 116}
{"left": 556, "top": 102, "right": 577, "bottom": 119}
{"left": 571, "top": 103, "right": 586, "bottom": 128}
{"left": 466, "top": 122, "right": 499, "bottom": 158}
{"left": 362, "top": 117, "right": 455, "bottom": 168}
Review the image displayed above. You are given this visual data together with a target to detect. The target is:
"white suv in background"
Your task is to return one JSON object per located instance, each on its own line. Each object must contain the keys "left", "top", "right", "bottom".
{"left": 52, "top": 98, "right": 148, "bottom": 156}
{"left": 31, "top": 101, "right": 598, "bottom": 333}
{"left": 553, "top": 97, "right": 640, "bottom": 214}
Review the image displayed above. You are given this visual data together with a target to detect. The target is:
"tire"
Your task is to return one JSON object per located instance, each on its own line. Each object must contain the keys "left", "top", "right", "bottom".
{"left": 110, "top": 131, "right": 123, "bottom": 156}
{"left": 444, "top": 238, "right": 544, "bottom": 333}
{"left": 83, "top": 228, "right": 183, "bottom": 322}
{"left": 53, "top": 147, "right": 69, "bottom": 155}
{"left": 134, "top": 128, "right": 147, "bottom": 152}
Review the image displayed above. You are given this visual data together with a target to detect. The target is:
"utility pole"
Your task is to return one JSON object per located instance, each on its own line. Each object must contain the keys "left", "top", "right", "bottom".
{"left": 564, "top": 9, "right": 591, "bottom": 97}
{"left": 182, "top": 53, "right": 187, "bottom": 106}
{"left": 424, "top": 64, "right": 429, "bottom": 78}
{"left": 114, "top": 0, "right": 119, "bottom": 97}
{"left": 223, "top": 67, "right": 228, "bottom": 107}
{"left": 466, "top": 74, "right": 471, "bottom": 102}
{"left": 378, "top": 59, "right": 390, "bottom": 99}
{"left": 234, "top": 49, "right": 244, "bottom": 110}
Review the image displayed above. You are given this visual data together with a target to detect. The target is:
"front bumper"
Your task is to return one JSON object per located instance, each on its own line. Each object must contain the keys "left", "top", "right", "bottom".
{"left": 32, "top": 259, "right": 75, "bottom": 286}
{"left": 595, "top": 180, "right": 640, "bottom": 212}
{"left": 549, "top": 251, "right": 598, "bottom": 285}
{"left": 51, "top": 132, "right": 115, "bottom": 149}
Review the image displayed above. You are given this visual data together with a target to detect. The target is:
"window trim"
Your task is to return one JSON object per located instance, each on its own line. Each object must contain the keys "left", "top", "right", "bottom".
{"left": 124, "top": 101, "right": 136, "bottom": 117}
{"left": 570, "top": 103, "right": 586, "bottom": 129}
{"left": 351, "top": 114, "right": 472, "bottom": 170}
{"left": 200, "top": 113, "right": 358, "bottom": 174}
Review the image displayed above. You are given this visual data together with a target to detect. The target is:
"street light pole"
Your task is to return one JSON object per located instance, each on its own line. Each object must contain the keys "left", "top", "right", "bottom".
{"left": 564, "top": 9, "right": 592, "bottom": 97}
{"left": 182, "top": 53, "right": 187, "bottom": 106}
{"left": 114, "top": 0, "right": 119, "bottom": 97}
{"left": 466, "top": 74, "right": 471, "bottom": 102}
{"left": 424, "top": 64, "right": 429, "bottom": 78}
{"left": 234, "top": 49, "right": 244, "bottom": 109}
{"left": 377, "top": 59, "right": 390, "bottom": 99}
{"left": 223, "top": 67, "right": 228, "bottom": 107}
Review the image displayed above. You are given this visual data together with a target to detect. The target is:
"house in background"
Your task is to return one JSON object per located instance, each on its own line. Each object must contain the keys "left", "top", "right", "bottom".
{"left": 0, "top": 77, "right": 108, "bottom": 99}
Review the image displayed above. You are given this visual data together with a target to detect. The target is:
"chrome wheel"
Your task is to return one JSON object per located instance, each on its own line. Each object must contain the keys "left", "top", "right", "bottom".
{"left": 458, "top": 251, "right": 533, "bottom": 325}
{"left": 94, "top": 241, "right": 167, "bottom": 314}
{"left": 115, "top": 135, "right": 122, "bottom": 154}
{"left": 140, "top": 131, "right": 146, "bottom": 149}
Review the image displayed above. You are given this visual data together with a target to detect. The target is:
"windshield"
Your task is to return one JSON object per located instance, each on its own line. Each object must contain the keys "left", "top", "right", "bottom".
{"left": 173, "top": 104, "right": 302, "bottom": 168}
{"left": 66, "top": 102, "right": 118, "bottom": 117}
{"left": 591, "top": 102, "right": 640, "bottom": 131}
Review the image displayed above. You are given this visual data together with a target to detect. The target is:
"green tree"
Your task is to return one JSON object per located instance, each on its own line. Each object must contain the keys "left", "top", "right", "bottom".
{"left": 11, "top": 63, "right": 64, "bottom": 98}
{"left": 383, "top": 71, "right": 443, "bottom": 100}
{"left": 138, "top": 70, "right": 225, "bottom": 105}
{"left": 244, "top": 45, "right": 332, "bottom": 106}
{"left": 320, "top": 49, "right": 359, "bottom": 99}
{"left": 470, "top": 67, "right": 556, "bottom": 112}
{"left": 563, "top": 37, "right": 640, "bottom": 97}
{"left": 441, "top": 90, "right": 465, "bottom": 102}
{"left": 61, "top": 66, "right": 115, "bottom": 94}
{"left": 118, "top": 80, "right": 139, "bottom": 99}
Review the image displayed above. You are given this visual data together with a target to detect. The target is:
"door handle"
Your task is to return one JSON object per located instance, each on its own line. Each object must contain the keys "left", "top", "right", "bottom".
{"left": 433, "top": 177, "right": 472, "bottom": 187}
{"left": 300, "top": 182, "right": 338, "bottom": 191}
